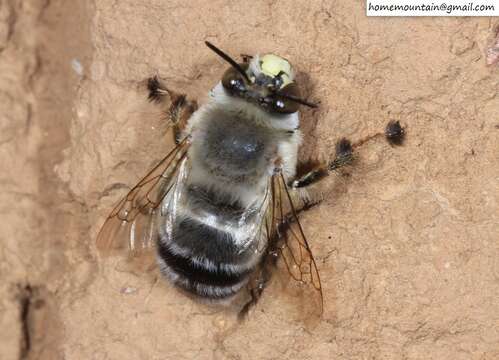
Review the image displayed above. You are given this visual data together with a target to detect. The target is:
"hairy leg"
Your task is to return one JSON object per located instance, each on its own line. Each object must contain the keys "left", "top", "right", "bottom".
{"left": 238, "top": 249, "right": 278, "bottom": 319}
{"left": 146, "top": 76, "right": 197, "bottom": 144}
{"left": 291, "top": 138, "right": 354, "bottom": 189}
{"left": 290, "top": 121, "right": 406, "bottom": 210}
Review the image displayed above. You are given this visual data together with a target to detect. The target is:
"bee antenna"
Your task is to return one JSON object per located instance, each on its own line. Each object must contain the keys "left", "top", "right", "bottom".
{"left": 279, "top": 93, "right": 318, "bottom": 109}
{"left": 205, "top": 41, "right": 251, "bottom": 83}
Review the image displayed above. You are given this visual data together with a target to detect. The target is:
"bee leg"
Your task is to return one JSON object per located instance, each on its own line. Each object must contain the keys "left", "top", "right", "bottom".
{"left": 291, "top": 138, "right": 354, "bottom": 189}
{"left": 238, "top": 277, "right": 265, "bottom": 320}
{"left": 147, "top": 76, "right": 170, "bottom": 104}
{"left": 290, "top": 121, "right": 406, "bottom": 208}
{"left": 146, "top": 76, "right": 197, "bottom": 144}
{"left": 168, "top": 94, "right": 198, "bottom": 144}
{"left": 238, "top": 251, "right": 277, "bottom": 319}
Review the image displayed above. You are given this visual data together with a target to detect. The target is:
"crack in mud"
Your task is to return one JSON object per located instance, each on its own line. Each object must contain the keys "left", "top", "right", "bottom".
{"left": 18, "top": 285, "right": 34, "bottom": 360}
{"left": 16, "top": 284, "right": 53, "bottom": 360}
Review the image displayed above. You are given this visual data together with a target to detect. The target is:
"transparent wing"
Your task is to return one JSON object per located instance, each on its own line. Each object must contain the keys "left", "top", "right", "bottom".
{"left": 262, "top": 171, "right": 324, "bottom": 320}
{"left": 96, "top": 137, "right": 190, "bottom": 257}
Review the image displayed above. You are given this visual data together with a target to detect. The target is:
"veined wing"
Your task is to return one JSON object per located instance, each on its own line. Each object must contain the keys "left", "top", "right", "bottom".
{"left": 270, "top": 171, "right": 323, "bottom": 319}
{"left": 96, "top": 137, "right": 190, "bottom": 257}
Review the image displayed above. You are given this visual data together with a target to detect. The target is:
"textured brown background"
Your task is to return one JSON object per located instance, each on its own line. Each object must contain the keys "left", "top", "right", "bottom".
{"left": 1, "top": 0, "right": 498, "bottom": 359}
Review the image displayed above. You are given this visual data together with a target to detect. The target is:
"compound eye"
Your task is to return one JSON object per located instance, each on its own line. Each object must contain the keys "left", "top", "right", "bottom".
{"left": 221, "top": 65, "right": 248, "bottom": 94}
{"left": 270, "top": 83, "right": 301, "bottom": 114}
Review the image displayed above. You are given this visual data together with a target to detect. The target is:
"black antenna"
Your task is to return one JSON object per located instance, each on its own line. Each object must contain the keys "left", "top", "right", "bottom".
{"left": 205, "top": 41, "right": 250, "bottom": 83}
{"left": 279, "top": 93, "right": 318, "bottom": 108}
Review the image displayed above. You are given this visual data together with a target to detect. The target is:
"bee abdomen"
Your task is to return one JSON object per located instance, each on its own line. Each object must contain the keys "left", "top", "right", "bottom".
{"left": 157, "top": 217, "right": 259, "bottom": 299}
{"left": 157, "top": 241, "right": 250, "bottom": 299}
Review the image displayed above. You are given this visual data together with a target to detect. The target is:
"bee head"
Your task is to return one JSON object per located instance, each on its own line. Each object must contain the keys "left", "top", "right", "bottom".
{"left": 205, "top": 42, "right": 316, "bottom": 114}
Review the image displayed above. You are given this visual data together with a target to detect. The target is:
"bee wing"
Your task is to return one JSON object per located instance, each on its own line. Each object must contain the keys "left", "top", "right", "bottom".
{"left": 263, "top": 171, "right": 324, "bottom": 320}
{"left": 96, "top": 137, "right": 190, "bottom": 257}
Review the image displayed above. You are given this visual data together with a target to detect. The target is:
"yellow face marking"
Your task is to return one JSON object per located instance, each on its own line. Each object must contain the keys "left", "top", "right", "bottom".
{"left": 260, "top": 54, "right": 292, "bottom": 87}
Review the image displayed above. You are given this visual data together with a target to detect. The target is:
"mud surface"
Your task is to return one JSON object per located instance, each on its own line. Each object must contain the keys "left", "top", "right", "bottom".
{"left": 1, "top": 1, "right": 498, "bottom": 359}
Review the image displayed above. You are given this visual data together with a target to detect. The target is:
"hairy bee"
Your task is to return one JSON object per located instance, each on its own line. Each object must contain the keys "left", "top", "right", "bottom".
{"left": 97, "top": 42, "right": 392, "bottom": 317}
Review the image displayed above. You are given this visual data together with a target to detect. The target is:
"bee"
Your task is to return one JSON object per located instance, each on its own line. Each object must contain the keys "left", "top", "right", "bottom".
{"left": 96, "top": 42, "right": 399, "bottom": 318}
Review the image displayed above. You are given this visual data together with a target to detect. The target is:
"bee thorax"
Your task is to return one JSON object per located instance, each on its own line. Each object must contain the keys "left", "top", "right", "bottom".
{"left": 191, "top": 107, "right": 273, "bottom": 184}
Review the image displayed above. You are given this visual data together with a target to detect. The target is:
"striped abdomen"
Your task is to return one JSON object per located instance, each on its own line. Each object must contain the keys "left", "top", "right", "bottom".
{"left": 156, "top": 184, "right": 263, "bottom": 300}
